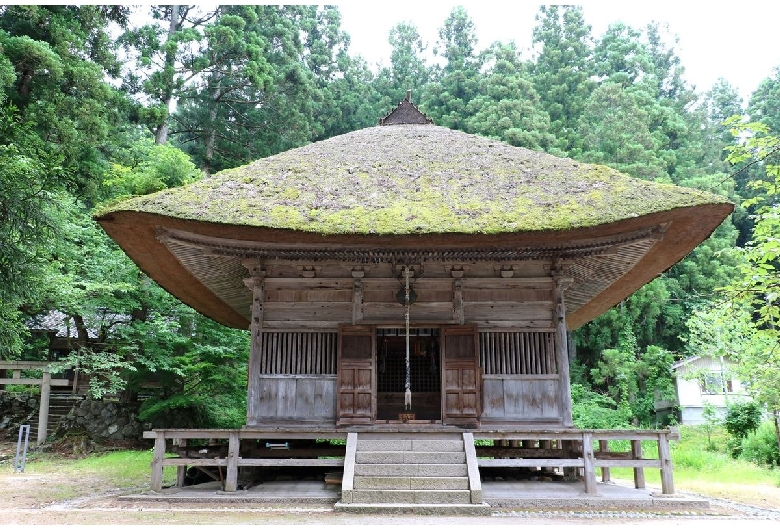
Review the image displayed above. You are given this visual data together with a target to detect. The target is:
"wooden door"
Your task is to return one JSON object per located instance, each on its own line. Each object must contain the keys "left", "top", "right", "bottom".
{"left": 337, "top": 325, "right": 375, "bottom": 425}
{"left": 441, "top": 324, "right": 480, "bottom": 427}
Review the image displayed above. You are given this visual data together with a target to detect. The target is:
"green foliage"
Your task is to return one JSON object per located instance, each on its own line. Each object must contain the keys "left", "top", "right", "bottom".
{"left": 725, "top": 400, "right": 763, "bottom": 440}
{"left": 571, "top": 383, "right": 632, "bottom": 429}
{"left": 702, "top": 402, "right": 720, "bottom": 450}
{"left": 103, "top": 139, "right": 203, "bottom": 197}
{"left": 741, "top": 421, "right": 780, "bottom": 467}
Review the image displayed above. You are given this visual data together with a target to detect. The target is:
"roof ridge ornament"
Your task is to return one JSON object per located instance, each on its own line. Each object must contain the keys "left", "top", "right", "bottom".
{"left": 378, "top": 89, "right": 434, "bottom": 126}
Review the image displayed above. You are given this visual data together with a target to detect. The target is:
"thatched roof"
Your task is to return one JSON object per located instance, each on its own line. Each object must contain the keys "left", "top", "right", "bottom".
{"left": 96, "top": 124, "right": 733, "bottom": 330}
{"left": 98, "top": 125, "right": 727, "bottom": 235}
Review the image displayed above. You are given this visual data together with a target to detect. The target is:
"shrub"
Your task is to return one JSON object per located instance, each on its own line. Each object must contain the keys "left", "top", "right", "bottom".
{"left": 740, "top": 421, "right": 780, "bottom": 468}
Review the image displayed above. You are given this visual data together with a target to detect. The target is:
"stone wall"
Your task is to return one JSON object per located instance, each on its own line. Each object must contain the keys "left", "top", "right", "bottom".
{"left": 0, "top": 392, "right": 36, "bottom": 436}
{"left": 56, "top": 399, "right": 144, "bottom": 440}
{"left": 0, "top": 391, "right": 145, "bottom": 441}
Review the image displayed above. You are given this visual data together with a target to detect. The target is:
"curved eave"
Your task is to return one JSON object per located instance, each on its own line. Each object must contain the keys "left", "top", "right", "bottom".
{"left": 96, "top": 201, "right": 733, "bottom": 330}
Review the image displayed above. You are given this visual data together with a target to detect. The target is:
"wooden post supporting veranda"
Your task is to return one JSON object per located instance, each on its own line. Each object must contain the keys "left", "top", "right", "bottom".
{"left": 632, "top": 439, "right": 646, "bottom": 489}
{"left": 151, "top": 432, "right": 166, "bottom": 492}
{"left": 224, "top": 431, "right": 240, "bottom": 492}
{"left": 581, "top": 432, "right": 597, "bottom": 494}
{"left": 599, "top": 439, "right": 611, "bottom": 483}
{"left": 658, "top": 432, "right": 675, "bottom": 494}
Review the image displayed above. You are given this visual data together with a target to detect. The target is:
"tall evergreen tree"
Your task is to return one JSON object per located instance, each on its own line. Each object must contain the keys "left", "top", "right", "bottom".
{"left": 465, "top": 42, "right": 555, "bottom": 150}
{"left": 530, "top": 5, "right": 594, "bottom": 154}
{"left": 421, "top": 6, "right": 481, "bottom": 131}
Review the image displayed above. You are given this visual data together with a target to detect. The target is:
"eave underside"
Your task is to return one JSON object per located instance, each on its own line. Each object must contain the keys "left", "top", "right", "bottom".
{"left": 157, "top": 226, "right": 663, "bottom": 328}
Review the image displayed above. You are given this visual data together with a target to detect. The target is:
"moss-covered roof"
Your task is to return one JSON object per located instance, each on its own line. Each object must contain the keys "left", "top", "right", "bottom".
{"left": 98, "top": 125, "right": 729, "bottom": 235}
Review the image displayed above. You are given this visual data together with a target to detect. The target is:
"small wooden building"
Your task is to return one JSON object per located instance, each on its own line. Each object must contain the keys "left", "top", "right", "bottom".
{"left": 96, "top": 99, "right": 732, "bottom": 433}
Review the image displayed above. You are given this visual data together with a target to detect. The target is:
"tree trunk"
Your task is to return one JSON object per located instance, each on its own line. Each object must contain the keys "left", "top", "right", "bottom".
{"left": 154, "top": 5, "right": 180, "bottom": 145}
{"left": 774, "top": 409, "right": 780, "bottom": 458}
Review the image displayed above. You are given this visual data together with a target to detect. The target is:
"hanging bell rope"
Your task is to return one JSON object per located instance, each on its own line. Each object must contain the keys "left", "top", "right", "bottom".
{"left": 404, "top": 265, "right": 412, "bottom": 411}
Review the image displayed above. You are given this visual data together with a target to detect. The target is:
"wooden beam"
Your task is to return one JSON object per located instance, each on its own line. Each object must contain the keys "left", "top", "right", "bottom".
{"left": 0, "top": 378, "right": 69, "bottom": 386}
{"left": 477, "top": 458, "right": 583, "bottom": 467}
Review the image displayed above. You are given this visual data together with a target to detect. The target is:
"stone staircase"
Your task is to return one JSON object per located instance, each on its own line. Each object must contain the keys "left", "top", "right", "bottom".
{"left": 336, "top": 432, "right": 489, "bottom": 514}
{"left": 27, "top": 394, "right": 82, "bottom": 443}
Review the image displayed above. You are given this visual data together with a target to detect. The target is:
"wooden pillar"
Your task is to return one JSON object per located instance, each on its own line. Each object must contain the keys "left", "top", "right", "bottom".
{"left": 658, "top": 433, "right": 675, "bottom": 494}
{"left": 582, "top": 432, "right": 597, "bottom": 494}
{"left": 242, "top": 260, "right": 265, "bottom": 427}
{"left": 176, "top": 439, "right": 187, "bottom": 487}
{"left": 632, "top": 439, "right": 645, "bottom": 489}
{"left": 552, "top": 265, "right": 573, "bottom": 427}
{"left": 36, "top": 370, "right": 51, "bottom": 445}
{"left": 352, "top": 269, "right": 364, "bottom": 324}
{"left": 452, "top": 269, "right": 464, "bottom": 325}
{"left": 599, "top": 439, "right": 611, "bottom": 482}
{"left": 151, "top": 432, "right": 166, "bottom": 492}
{"left": 224, "top": 431, "right": 240, "bottom": 492}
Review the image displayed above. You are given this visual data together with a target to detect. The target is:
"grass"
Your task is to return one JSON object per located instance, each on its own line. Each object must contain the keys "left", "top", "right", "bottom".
{"left": 602, "top": 424, "right": 780, "bottom": 505}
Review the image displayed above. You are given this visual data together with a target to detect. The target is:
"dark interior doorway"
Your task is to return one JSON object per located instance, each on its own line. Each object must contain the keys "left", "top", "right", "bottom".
{"left": 376, "top": 328, "right": 441, "bottom": 421}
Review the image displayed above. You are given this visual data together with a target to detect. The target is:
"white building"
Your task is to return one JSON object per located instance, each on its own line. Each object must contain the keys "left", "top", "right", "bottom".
{"left": 669, "top": 355, "right": 748, "bottom": 425}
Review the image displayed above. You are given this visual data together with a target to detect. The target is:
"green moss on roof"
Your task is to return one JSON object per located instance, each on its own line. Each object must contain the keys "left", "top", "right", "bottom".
{"left": 97, "top": 125, "right": 731, "bottom": 235}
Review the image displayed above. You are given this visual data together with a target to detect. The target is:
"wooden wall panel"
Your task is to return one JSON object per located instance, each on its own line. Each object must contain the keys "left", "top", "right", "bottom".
{"left": 262, "top": 302, "right": 353, "bottom": 322}
{"left": 463, "top": 289, "right": 551, "bottom": 303}
{"left": 481, "top": 376, "right": 560, "bottom": 421}
{"left": 464, "top": 302, "right": 553, "bottom": 322}
{"left": 362, "top": 302, "right": 454, "bottom": 322}
{"left": 265, "top": 289, "right": 353, "bottom": 303}
{"left": 250, "top": 375, "right": 336, "bottom": 422}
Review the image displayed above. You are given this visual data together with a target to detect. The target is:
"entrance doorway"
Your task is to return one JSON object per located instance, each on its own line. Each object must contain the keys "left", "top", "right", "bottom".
{"left": 376, "top": 328, "right": 441, "bottom": 421}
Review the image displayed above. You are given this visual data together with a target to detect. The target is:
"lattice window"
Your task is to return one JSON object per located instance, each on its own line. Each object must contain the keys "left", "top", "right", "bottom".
{"left": 479, "top": 331, "right": 557, "bottom": 375}
{"left": 258, "top": 332, "right": 337, "bottom": 375}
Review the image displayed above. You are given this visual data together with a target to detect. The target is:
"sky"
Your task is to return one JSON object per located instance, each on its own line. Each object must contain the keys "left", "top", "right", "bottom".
{"left": 336, "top": 1, "right": 780, "bottom": 104}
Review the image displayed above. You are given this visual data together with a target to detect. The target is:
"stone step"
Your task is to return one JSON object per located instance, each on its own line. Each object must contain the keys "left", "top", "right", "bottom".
{"left": 354, "top": 463, "right": 468, "bottom": 477}
{"left": 351, "top": 489, "right": 472, "bottom": 505}
{"left": 353, "top": 476, "right": 469, "bottom": 490}
{"left": 356, "top": 439, "right": 463, "bottom": 452}
{"left": 356, "top": 450, "right": 465, "bottom": 464}
{"left": 334, "top": 502, "right": 491, "bottom": 515}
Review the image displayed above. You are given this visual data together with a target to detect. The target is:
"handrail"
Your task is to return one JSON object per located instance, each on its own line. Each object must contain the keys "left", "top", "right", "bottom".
{"left": 145, "top": 428, "right": 676, "bottom": 496}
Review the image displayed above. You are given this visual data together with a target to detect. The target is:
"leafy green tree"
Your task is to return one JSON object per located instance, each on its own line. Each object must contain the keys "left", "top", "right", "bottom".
{"left": 174, "top": 5, "right": 324, "bottom": 171}
{"left": 103, "top": 138, "right": 203, "bottom": 197}
{"left": 119, "top": 5, "right": 216, "bottom": 145}
{"left": 685, "top": 120, "right": 780, "bottom": 456}
{"left": 0, "top": 5, "right": 131, "bottom": 201}
{"left": 578, "top": 81, "right": 669, "bottom": 181}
